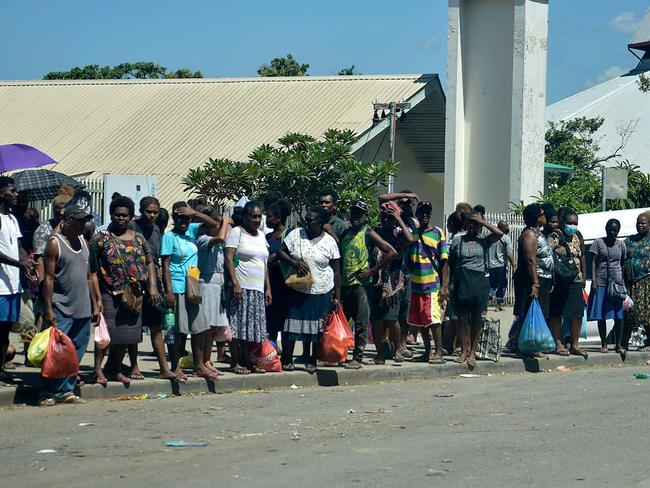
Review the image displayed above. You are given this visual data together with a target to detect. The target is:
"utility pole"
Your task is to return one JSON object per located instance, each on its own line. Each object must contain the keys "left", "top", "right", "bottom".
{"left": 373, "top": 101, "right": 411, "bottom": 193}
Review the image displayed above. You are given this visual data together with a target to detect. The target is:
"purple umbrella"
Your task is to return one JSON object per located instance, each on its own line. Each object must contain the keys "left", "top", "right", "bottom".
{"left": 0, "top": 144, "right": 56, "bottom": 172}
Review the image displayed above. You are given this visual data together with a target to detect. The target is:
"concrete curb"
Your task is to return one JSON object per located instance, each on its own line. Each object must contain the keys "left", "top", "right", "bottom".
{"left": 3, "top": 352, "right": 649, "bottom": 407}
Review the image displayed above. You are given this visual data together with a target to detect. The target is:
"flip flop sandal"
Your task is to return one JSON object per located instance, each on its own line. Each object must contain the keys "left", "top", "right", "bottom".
{"left": 282, "top": 364, "right": 295, "bottom": 372}
{"left": 129, "top": 372, "right": 145, "bottom": 380}
{"left": 429, "top": 358, "right": 445, "bottom": 364}
{"left": 305, "top": 364, "right": 317, "bottom": 374}
{"left": 39, "top": 397, "right": 56, "bottom": 407}
{"left": 343, "top": 361, "right": 363, "bottom": 370}
{"left": 60, "top": 395, "right": 86, "bottom": 404}
{"left": 556, "top": 350, "right": 570, "bottom": 357}
{"left": 231, "top": 366, "right": 250, "bottom": 375}
{"left": 250, "top": 366, "right": 266, "bottom": 374}
{"left": 369, "top": 359, "right": 386, "bottom": 365}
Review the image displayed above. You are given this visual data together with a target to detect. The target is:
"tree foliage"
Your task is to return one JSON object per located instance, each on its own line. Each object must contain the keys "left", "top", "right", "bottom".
{"left": 183, "top": 129, "right": 398, "bottom": 222}
{"left": 43, "top": 62, "right": 203, "bottom": 80}
{"left": 257, "top": 54, "right": 309, "bottom": 77}
{"left": 638, "top": 72, "right": 650, "bottom": 93}
{"left": 338, "top": 65, "right": 358, "bottom": 76}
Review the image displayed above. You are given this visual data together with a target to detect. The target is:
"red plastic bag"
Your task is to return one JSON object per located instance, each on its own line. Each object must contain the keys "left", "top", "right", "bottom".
{"left": 41, "top": 325, "right": 80, "bottom": 379}
{"left": 248, "top": 338, "right": 282, "bottom": 372}
{"left": 335, "top": 303, "right": 355, "bottom": 349}
{"left": 318, "top": 304, "right": 354, "bottom": 363}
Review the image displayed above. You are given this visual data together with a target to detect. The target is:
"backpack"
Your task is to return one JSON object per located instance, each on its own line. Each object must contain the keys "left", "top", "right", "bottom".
{"left": 552, "top": 232, "right": 578, "bottom": 287}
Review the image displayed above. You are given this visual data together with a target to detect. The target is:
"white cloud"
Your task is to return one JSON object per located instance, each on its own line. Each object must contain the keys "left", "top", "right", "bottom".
{"left": 609, "top": 11, "right": 640, "bottom": 34}
{"left": 422, "top": 34, "right": 438, "bottom": 49}
{"left": 585, "top": 65, "right": 626, "bottom": 88}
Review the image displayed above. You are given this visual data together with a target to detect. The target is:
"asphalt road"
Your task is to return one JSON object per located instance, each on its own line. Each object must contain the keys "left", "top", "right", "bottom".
{"left": 3, "top": 366, "right": 650, "bottom": 488}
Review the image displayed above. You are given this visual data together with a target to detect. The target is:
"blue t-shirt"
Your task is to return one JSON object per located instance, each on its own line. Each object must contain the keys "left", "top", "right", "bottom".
{"left": 160, "top": 223, "right": 200, "bottom": 294}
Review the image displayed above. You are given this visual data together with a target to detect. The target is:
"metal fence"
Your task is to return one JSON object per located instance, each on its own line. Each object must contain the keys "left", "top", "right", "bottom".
{"left": 483, "top": 212, "right": 525, "bottom": 305}
{"left": 31, "top": 177, "right": 105, "bottom": 223}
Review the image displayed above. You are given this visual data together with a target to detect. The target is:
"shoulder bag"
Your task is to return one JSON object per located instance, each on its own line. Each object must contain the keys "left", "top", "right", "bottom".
{"left": 552, "top": 233, "right": 579, "bottom": 287}
{"left": 455, "top": 238, "right": 489, "bottom": 310}
{"left": 285, "top": 232, "right": 313, "bottom": 292}
{"left": 606, "top": 241, "right": 627, "bottom": 301}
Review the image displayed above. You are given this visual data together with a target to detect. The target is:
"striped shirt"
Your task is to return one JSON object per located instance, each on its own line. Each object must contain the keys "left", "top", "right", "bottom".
{"left": 408, "top": 226, "right": 448, "bottom": 294}
{"left": 225, "top": 226, "right": 269, "bottom": 293}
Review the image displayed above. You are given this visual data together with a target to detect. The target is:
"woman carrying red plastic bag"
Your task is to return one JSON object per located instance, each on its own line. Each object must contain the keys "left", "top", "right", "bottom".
{"left": 278, "top": 207, "right": 341, "bottom": 374}
{"left": 40, "top": 205, "right": 102, "bottom": 406}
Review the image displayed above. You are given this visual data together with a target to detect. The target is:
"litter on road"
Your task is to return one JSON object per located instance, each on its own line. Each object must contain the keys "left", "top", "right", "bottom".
{"left": 164, "top": 440, "right": 209, "bottom": 448}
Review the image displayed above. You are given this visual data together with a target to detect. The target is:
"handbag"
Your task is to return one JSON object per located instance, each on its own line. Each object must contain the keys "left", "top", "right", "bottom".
{"left": 454, "top": 238, "right": 489, "bottom": 309}
{"left": 606, "top": 242, "right": 627, "bottom": 301}
{"left": 552, "top": 235, "right": 579, "bottom": 287}
{"left": 285, "top": 233, "right": 313, "bottom": 292}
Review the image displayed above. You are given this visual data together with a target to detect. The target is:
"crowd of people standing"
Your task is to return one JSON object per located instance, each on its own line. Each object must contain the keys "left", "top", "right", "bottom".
{"left": 0, "top": 176, "right": 648, "bottom": 406}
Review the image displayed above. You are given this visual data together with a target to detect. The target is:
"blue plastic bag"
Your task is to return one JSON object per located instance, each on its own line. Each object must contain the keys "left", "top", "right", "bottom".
{"left": 561, "top": 310, "right": 588, "bottom": 340}
{"left": 518, "top": 299, "right": 556, "bottom": 354}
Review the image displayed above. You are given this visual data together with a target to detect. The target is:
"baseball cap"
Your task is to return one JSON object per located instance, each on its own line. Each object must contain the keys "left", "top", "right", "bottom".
{"left": 63, "top": 205, "right": 93, "bottom": 220}
{"left": 350, "top": 201, "right": 369, "bottom": 214}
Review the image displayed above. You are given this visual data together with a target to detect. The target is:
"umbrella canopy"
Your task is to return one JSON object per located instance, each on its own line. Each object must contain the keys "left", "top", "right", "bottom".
{"left": 0, "top": 144, "right": 56, "bottom": 172}
{"left": 12, "top": 169, "right": 84, "bottom": 201}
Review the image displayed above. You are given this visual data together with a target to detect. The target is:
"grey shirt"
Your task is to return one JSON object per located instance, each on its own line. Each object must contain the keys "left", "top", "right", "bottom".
{"left": 450, "top": 234, "right": 492, "bottom": 274}
{"left": 589, "top": 238, "right": 626, "bottom": 287}
{"left": 52, "top": 234, "right": 91, "bottom": 318}
{"left": 130, "top": 220, "right": 161, "bottom": 266}
{"left": 488, "top": 234, "right": 513, "bottom": 269}
{"left": 329, "top": 215, "right": 348, "bottom": 239}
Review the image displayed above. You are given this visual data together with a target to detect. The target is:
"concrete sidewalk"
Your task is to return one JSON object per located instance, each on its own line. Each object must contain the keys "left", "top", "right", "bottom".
{"left": 2, "top": 306, "right": 646, "bottom": 407}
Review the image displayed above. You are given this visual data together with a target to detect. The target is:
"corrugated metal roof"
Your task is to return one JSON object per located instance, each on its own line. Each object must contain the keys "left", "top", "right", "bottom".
{"left": 0, "top": 75, "right": 438, "bottom": 209}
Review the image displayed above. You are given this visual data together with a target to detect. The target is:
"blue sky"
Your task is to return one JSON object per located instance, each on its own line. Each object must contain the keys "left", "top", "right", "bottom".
{"left": 0, "top": 0, "right": 647, "bottom": 103}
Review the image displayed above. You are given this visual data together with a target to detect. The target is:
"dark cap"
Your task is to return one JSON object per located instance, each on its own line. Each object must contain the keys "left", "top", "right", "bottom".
{"left": 350, "top": 200, "right": 369, "bottom": 214}
{"left": 63, "top": 205, "right": 93, "bottom": 220}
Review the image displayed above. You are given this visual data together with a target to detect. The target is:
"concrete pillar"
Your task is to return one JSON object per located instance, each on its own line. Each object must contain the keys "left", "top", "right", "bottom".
{"left": 444, "top": 0, "right": 548, "bottom": 216}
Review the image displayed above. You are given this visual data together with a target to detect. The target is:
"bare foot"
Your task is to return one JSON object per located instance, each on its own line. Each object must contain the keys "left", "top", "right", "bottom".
{"left": 173, "top": 368, "right": 188, "bottom": 382}
{"left": 454, "top": 354, "right": 467, "bottom": 364}
{"left": 93, "top": 371, "right": 108, "bottom": 386}
{"left": 109, "top": 372, "right": 131, "bottom": 385}
{"left": 158, "top": 370, "right": 178, "bottom": 381}
{"left": 599, "top": 347, "right": 608, "bottom": 353}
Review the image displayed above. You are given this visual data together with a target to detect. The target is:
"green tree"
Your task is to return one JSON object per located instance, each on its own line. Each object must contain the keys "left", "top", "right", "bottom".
{"left": 638, "top": 72, "right": 650, "bottom": 92}
{"left": 257, "top": 54, "right": 309, "bottom": 77}
{"left": 338, "top": 65, "right": 358, "bottom": 76}
{"left": 510, "top": 116, "right": 648, "bottom": 213}
{"left": 183, "top": 129, "right": 398, "bottom": 222}
{"left": 43, "top": 62, "right": 203, "bottom": 80}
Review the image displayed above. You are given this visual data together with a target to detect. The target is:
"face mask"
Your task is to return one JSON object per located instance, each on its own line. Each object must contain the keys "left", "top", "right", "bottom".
{"left": 564, "top": 224, "right": 578, "bottom": 236}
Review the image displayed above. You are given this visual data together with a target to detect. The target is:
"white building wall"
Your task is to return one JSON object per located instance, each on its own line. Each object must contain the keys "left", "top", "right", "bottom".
{"left": 445, "top": 0, "right": 548, "bottom": 215}
{"left": 357, "top": 131, "right": 444, "bottom": 223}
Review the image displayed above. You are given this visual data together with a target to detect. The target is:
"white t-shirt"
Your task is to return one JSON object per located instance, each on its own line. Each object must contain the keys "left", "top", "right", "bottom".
{"left": 225, "top": 227, "right": 269, "bottom": 293}
{"left": 0, "top": 214, "right": 22, "bottom": 295}
{"left": 284, "top": 228, "right": 340, "bottom": 295}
